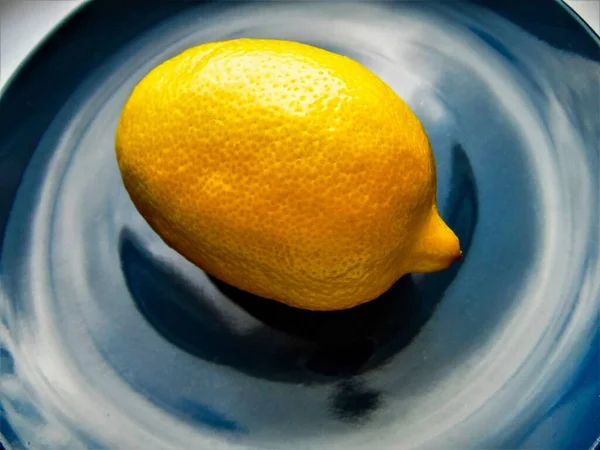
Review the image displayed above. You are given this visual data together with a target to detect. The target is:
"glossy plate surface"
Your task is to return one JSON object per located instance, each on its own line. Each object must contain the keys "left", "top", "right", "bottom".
{"left": 1, "top": 1, "right": 599, "bottom": 449}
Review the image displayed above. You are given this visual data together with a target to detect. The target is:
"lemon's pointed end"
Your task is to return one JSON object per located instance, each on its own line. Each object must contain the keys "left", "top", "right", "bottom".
{"left": 408, "top": 208, "right": 462, "bottom": 273}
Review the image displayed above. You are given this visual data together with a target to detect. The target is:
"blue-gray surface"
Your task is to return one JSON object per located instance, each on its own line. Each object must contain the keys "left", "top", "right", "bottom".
{"left": 0, "top": 1, "right": 598, "bottom": 449}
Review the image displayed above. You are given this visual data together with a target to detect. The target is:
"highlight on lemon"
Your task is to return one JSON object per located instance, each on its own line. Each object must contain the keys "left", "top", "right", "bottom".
{"left": 115, "top": 38, "right": 461, "bottom": 311}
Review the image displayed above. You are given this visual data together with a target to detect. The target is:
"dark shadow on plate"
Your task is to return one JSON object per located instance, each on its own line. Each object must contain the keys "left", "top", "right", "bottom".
{"left": 329, "top": 379, "right": 382, "bottom": 424}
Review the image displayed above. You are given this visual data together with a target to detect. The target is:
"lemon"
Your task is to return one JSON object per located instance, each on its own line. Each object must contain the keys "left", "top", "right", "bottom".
{"left": 115, "top": 38, "right": 461, "bottom": 311}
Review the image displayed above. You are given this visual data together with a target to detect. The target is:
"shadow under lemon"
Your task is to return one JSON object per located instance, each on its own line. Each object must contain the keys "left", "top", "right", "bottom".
{"left": 120, "top": 143, "right": 477, "bottom": 423}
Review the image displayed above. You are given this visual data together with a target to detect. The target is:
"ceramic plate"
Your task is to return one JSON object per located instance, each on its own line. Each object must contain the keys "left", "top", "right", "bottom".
{"left": 1, "top": 1, "right": 598, "bottom": 449}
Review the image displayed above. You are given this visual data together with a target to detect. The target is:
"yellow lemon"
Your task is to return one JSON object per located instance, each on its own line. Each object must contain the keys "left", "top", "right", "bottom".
{"left": 116, "top": 39, "right": 461, "bottom": 311}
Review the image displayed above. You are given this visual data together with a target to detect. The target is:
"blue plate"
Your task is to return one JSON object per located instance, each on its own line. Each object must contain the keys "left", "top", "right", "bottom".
{"left": 1, "top": 1, "right": 598, "bottom": 449}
